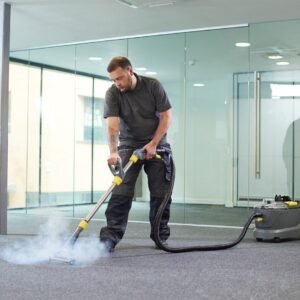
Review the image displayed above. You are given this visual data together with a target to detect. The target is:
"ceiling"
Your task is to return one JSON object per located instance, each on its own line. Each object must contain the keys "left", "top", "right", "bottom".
{"left": 9, "top": 0, "right": 300, "bottom": 51}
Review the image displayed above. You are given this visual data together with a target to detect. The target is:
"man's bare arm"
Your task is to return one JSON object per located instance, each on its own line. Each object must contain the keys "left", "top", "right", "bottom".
{"left": 144, "top": 108, "right": 172, "bottom": 159}
{"left": 106, "top": 116, "right": 120, "bottom": 164}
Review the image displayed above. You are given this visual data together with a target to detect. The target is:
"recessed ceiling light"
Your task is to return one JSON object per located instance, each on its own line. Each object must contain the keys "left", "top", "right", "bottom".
{"left": 149, "top": 2, "right": 175, "bottom": 7}
{"left": 135, "top": 67, "right": 147, "bottom": 71}
{"left": 116, "top": 0, "right": 138, "bottom": 8}
{"left": 193, "top": 83, "right": 205, "bottom": 87}
{"left": 145, "top": 71, "right": 157, "bottom": 75}
{"left": 89, "top": 56, "right": 102, "bottom": 61}
{"left": 268, "top": 54, "right": 283, "bottom": 60}
{"left": 235, "top": 42, "right": 251, "bottom": 47}
{"left": 276, "top": 61, "right": 290, "bottom": 66}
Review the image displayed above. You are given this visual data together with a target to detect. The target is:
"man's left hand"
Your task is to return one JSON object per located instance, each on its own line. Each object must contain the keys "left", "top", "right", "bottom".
{"left": 143, "top": 142, "right": 157, "bottom": 160}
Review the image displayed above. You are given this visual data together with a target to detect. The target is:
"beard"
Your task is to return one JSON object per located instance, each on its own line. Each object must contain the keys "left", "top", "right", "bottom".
{"left": 117, "top": 74, "right": 133, "bottom": 92}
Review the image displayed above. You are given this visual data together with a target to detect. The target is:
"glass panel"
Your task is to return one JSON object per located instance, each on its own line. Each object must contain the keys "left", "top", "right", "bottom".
{"left": 236, "top": 72, "right": 295, "bottom": 204}
{"left": 8, "top": 61, "right": 27, "bottom": 210}
{"left": 74, "top": 40, "right": 127, "bottom": 76}
{"left": 7, "top": 27, "right": 252, "bottom": 238}
{"left": 245, "top": 20, "right": 300, "bottom": 204}
{"left": 8, "top": 55, "right": 42, "bottom": 233}
{"left": 29, "top": 46, "right": 76, "bottom": 216}
{"left": 186, "top": 26, "right": 250, "bottom": 225}
{"left": 92, "top": 77, "right": 113, "bottom": 204}
{"left": 73, "top": 74, "right": 93, "bottom": 207}
{"left": 74, "top": 40, "right": 127, "bottom": 219}
{"left": 7, "top": 61, "right": 41, "bottom": 211}
{"left": 127, "top": 33, "right": 185, "bottom": 223}
{"left": 294, "top": 98, "right": 300, "bottom": 199}
{"left": 23, "top": 65, "right": 41, "bottom": 211}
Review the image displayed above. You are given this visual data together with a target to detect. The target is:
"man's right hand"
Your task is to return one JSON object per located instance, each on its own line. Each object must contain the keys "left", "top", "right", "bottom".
{"left": 107, "top": 152, "right": 121, "bottom": 165}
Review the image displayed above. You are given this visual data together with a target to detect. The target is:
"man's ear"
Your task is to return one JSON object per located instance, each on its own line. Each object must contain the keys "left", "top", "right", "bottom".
{"left": 127, "top": 66, "right": 134, "bottom": 75}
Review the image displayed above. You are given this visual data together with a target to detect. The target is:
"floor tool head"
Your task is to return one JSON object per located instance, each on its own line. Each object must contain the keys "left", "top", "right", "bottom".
{"left": 49, "top": 246, "right": 75, "bottom": 265}
{"left": 49, "top": 255, "right": 75, "bottom": 265}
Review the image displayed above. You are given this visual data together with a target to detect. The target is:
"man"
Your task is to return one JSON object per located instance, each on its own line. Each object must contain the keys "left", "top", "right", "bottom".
{"left": 100, "top": 56, "right": 173, "bottom": 252}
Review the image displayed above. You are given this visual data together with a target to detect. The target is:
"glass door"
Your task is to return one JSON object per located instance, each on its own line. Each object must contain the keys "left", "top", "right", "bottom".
{"left": 236, "top": 70, "right": 300, "bottom": 205}
{"left": 235, "top": 19, "right": 300, "bottom": 207}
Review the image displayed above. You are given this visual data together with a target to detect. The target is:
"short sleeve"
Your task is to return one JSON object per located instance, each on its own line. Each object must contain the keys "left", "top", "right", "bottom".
{"left": 104, "top": 88, "right": 120, "bottom": 118}
{"left": 152, "top": 80, "right": 172, "bottom": 113}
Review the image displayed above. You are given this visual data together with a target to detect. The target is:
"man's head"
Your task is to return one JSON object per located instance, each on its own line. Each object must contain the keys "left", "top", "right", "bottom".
{"left": 107, "top": 56, "right": 136, "bottom": 92}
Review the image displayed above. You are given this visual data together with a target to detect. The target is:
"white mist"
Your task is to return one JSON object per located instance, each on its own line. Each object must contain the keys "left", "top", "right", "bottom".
{"left": 0, "top": 212, "right": 108, "bottom": 266}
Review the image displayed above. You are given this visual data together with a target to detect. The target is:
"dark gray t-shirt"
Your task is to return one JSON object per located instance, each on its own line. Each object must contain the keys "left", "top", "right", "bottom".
{"left": 104, "top": 74, "right": 171, "bottom": 148}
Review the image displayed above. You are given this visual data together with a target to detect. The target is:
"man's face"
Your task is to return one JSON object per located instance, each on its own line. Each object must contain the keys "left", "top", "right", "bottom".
{"left": 109, "top": 66, "right": 133, "bottom": 92}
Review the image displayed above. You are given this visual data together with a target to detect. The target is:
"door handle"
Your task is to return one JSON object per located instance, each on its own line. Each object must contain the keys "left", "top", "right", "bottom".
{"left": 254, "top": 71, "right": 261, "bottom": 179}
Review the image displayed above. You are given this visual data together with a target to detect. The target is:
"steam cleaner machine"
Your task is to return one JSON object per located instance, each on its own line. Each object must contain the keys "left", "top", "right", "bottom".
{"left": 254, "top": 195, "right": 300, "bottom": 242}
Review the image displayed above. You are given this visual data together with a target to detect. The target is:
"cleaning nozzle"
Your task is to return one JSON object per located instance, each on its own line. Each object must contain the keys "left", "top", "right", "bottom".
{"left": 49, "top": 244, "right": 76, "bottom": 265}
{"left": 49, "top": 255, "right": 75, "bottom": 265}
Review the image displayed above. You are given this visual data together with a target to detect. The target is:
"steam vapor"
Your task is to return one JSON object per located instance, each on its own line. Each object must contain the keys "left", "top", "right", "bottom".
{"left": 0, "top": 213, "right": 108, "bottom": 266}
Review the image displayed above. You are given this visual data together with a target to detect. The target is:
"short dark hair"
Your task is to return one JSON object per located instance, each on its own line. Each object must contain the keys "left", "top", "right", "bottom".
{"left": 107, "top": 56, "right": 132, "bottom": 72}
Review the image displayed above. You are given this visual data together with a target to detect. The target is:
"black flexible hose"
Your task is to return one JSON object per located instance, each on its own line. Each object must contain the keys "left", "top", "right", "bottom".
{"left": 152, "top": 156, "right": 262, "bottom": 253}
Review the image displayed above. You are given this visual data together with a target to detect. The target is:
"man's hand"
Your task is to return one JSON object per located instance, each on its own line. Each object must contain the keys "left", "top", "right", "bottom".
{"left": 143, "top": 109, "right": 171, "bottom": 160}
{"left": 143, "top": 142, "right": 157, "bottom": 160}
{"left": 108, "top": 152, "right": 121, "bottom": 165}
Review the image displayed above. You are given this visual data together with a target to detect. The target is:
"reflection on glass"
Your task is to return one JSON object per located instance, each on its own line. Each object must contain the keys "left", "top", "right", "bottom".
{"left": 8, "top": 62, "right": 41, "bottom": 211}
{"left": 40, "top": 69, "right": 76, "bottom": 208}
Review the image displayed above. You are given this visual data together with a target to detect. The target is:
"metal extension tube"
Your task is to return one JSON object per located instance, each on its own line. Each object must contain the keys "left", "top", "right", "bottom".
{"left": 50, "top": 149, "right": 145, "bottom": 264}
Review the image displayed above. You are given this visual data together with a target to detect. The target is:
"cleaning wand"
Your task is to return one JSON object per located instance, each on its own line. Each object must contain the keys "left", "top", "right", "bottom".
{"left": 50, "top": 148, "right": 150, "bottom": 264}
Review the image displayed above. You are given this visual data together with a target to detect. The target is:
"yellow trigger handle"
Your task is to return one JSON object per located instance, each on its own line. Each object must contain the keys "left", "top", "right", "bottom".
{"left": 129, "top": 150, "right": 162, "bottom": 163}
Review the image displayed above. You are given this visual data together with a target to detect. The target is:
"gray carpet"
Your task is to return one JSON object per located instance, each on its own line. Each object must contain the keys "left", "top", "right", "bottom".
{"left": 1, "top": 216, "right": 300, "bottom": 300}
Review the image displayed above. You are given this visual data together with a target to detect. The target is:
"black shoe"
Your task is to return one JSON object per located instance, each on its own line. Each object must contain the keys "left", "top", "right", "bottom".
{"left": 100, "top": 238, "right": 115, "bottom": 253}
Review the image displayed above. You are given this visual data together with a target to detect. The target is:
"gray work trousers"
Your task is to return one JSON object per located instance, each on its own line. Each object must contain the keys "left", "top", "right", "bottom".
{"left": 100, "top": 145, "right": 172, "bottom": 246}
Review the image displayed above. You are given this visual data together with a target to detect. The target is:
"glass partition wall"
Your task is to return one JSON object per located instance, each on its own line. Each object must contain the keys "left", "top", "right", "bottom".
{"left": 236, "top": 20, "right": 300, "bottom": 207}
{"left": 7, "top": 19, "right": 300, "bottom": 235}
